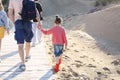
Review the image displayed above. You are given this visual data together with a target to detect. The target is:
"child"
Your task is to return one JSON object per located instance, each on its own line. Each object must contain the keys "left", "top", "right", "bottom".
{"left": 0, "top": 1, "right": 9, "bottom": 62}
{"left": 40, "top": 16, "right": 67, "bottom": 72}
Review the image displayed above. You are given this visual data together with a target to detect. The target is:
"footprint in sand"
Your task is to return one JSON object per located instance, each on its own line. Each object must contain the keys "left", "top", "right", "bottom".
{"left": 74, "top": 50, "right": 79, "bottom": 52}
{"left": 71, "top": 61, "right": 84, "bottom": 68}
{"left": 49, "top": 46, "right": 54, "bottom": 52}
{"left": 111, "top": 59, "right": 120, "bottom": 66}
{"left": 97, "top": 72, "right": 102, "bottom": 75}
{"left": 72, "top": 71, "right": 79, "bottom": 77}
{"left": 60, "top": 73, "right": 72, "bottom": 79}
{"left": 96, "top": 72, "right": 108, "bottom": 78}
{"left": 94, "top": 77, "right": 101, "bottom": 80}
{"left": 52, "top": 55, "right": 55, "bottom": 63}
{"left": 71, "top": 63, "right": 83, "bottom": 68}
{"left": 63, "top": 48, "right": 70, "bottom": 52}
{"left": 63, "top": 55, "right": 71, "bottom": 62}
{"left": 80, "top": 55, "right": 88, "bottom": 58}
{"left": 87, "top": 64, "right": 96, "bottom": 68}
{"left": 91, "top": 58, "right": 95, "bottom": 62}
{"left": 103, "top": 67, "right": 111, "bottom": 74}
{"left": 75, "top": 60, "right": 83, "bottom": 63}
{"left": 66, "top": 48, "right": 70, "bottom": 50}
{"left": 68, "top": 37, "right": 72, "bottom": 40}
{"left": 66, "top": 66, "right": 72, "bottom": 72}
{"left": 49, "top": 47, "right": 52, "bottom": 51}
{"left": 67, "top": 66, "right": 79, "bottom": 77}
{"left": 70, "top": 45, "right": 74, "bottom": 47}
{"left": 61, "top": 67, "right": 66, "bottom": 71}
{"left": 73, "top": 43, "right": 76, "bottom": 45}
{"left": 116, "top": 70, "right": 120, "bottom": 75}
{"left": 79, "top": 74, "right": 90, "bottom": 80}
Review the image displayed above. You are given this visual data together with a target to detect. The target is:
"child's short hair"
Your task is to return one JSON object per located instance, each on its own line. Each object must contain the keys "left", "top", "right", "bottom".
{"left": 55, "top": 15, "right": 62, "bottom": 24}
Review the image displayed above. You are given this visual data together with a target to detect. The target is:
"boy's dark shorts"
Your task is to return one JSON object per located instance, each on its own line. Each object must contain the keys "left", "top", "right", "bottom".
{"left": 54, "top": 45, "right": 64, "bottom": 57}
{"left": 15, "top": 20, "right": 33, "bottom": 44}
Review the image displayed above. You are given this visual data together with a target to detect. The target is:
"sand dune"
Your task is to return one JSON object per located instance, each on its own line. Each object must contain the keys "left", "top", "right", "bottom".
{"left": 40, "top": 0, "right": 95, "bottom": 17}
{"left": 82, "top": 5, "right": 120, "bottom": 54}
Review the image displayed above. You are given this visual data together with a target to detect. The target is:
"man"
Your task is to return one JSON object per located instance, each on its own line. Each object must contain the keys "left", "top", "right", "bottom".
{"left": 8, "top": 0, "right": 41, "bottom": 71}
{"left": 32, "top": 0, "right": 43, "bottom": 47}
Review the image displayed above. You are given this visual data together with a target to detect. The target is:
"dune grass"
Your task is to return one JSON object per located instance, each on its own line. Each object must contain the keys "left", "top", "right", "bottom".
{"left": 95, "top": 0, "right": 120, "bottom": 6}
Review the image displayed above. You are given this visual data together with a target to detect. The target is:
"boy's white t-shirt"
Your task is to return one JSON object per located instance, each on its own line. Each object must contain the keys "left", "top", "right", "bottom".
{"left": 8, "top": 0, "right": 23, "bottom": 21}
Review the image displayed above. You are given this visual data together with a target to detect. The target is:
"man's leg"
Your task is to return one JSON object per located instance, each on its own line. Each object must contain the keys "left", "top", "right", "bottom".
{"left": 18, "top": 44, "right": 24, "bottom": 64}
{"left": 24, "top": 21, "right": 33, "bottom": 62}
{"left": 25, "top": 42, "right": 31, "bottom": 62}
{"left": 25, "top": 42, "right": 31, "bottom": 57}
{"left": 18, "top": 44, "right": 26, "bottom": 71}
{"left": 14, "top": 20, "right": 26, "bottom": 71}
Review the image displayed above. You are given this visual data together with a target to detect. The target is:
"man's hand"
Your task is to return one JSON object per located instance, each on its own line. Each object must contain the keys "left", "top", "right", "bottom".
{"left": 37, "top": 22, "right": 42, "bottom": 30}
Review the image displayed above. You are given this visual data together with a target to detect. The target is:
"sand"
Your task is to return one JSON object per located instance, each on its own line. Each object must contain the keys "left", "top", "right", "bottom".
{"left": 41, "top": 4, "right": 120, "bottom": 80}
{"left": 43, "top": 29, "right": 120, "bottom": 80}
{"left": 83, "top": 5, "right": 120, "bottom": 53}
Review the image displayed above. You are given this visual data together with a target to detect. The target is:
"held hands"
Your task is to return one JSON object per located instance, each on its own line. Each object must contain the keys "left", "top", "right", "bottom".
{"left": 37, "top": 22, "right": 42, "bottom": 30}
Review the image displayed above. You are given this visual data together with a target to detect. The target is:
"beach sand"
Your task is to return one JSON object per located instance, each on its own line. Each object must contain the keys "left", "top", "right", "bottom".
{"left": 41, "top": 4, "right": 120, "bottom": 80}
{"left": 43, "top": 30, "right": 120, "bottom": 80}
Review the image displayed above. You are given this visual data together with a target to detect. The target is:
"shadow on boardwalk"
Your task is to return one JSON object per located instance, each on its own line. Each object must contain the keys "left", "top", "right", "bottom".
{"left": 39, "top": 70, "right": 53, "bottom": 80}
{"left": 0, "top": 63, "right": 23, "bottom": 80}
{"left": 0, "top": 33, "right": 54, "bottom": 80}
{"left": 1, "top": 51, "right": 18, "bottom": 60}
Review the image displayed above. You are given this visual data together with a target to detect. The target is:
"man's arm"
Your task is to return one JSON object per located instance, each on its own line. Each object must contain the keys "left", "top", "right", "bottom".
{"left": 8, "top": 9, "right": 14, "bottom": 23}
{"left": 36, "top": 9, "right": 42, "bottom": 29}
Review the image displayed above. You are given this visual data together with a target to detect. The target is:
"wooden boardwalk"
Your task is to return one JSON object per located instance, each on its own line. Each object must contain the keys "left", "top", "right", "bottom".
{"left": 0, "top": 33, "right": 56, "bottom": 80}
